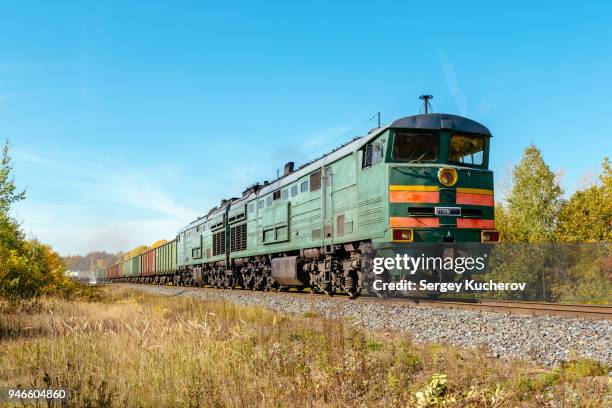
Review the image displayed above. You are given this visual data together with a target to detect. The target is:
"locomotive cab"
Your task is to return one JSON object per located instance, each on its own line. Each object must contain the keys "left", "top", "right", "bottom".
{"left": 370, "top": 114, "right": 498, "bottom": 245}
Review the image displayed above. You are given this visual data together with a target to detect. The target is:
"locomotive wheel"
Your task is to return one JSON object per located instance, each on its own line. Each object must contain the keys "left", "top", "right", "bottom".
{"left": 241, "top": 272, "right": 252, "bottom": 290}
{"left": 347, "top": 288, "right": 361, "bottom": 299}
{"left": 375, "top": 288, "right": 389, "bottom": 299}
{"left": 344, "top": 272, "right": 360, "bottom": 299}
{"left": 322, "top": 283, "right": 334, "bottom": 296}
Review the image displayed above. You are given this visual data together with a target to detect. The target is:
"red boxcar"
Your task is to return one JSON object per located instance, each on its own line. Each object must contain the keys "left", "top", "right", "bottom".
{"left": 142, "top": 247, "right": 156, "bottom": 276}
{"left": 107, "top": 263, "right": 121, "bottom": 279}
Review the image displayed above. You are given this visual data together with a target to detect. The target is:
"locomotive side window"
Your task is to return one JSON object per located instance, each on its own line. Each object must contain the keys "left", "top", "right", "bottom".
{"left": 372, "top": 142, "right": 384, "bottom": 164}
{"left": 362, "top": 142, "right": 384, "bottom": 168}
{"left": 310, "top": 172, "right": 321, "bottom": 191}
{"left": 300, "top": 180, "right": 309, "bottom": 192}
{"left": 273, "top": 190, "right": 281, "bottom": 200}
{"left": 266, "top": 196, "right": 272, "bottom": 206}
{"left": 291, "top": 185, "right": 298, "bottom": 197}
{"left": 258, "top": 200, "right": 264, "bottom": 209}
{"left": 449, "top": 135, "right": 485, "bottom": 165}
{"left": 281, "top": 189, "right": 288, "bottom": 200}
{"left": 363, "top": 144, "right": 372, "bottom": 168}
{"left": 248, "top": 203, "right": 255, "bottom": 213}
{"left": 393, "top": 132, "right": 439, "bottom": 162}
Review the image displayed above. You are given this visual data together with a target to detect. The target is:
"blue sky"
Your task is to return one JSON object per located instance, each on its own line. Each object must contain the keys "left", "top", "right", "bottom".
{"left": 2, "top": 1, "right": 611, "bottom": 255}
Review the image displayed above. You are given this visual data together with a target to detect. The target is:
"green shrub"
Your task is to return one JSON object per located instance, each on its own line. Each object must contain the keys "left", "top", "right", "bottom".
{"left": 559, "top": 358, "right": 609, "bottom": 381}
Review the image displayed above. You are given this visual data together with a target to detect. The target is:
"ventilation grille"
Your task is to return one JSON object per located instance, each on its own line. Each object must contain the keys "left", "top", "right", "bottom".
{"left": 212, "top": 231, "right": 225, "bottom": 256}
{"left": 230, "top": 223, "right": 247, "bottom": 252}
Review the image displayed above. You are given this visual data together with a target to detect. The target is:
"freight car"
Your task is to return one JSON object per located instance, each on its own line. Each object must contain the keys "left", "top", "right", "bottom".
{"left": 108, "top": 111, "right": 498, "bottom": 298}
{"left": 112, "top": 240, "right": 176, "bottom": 284}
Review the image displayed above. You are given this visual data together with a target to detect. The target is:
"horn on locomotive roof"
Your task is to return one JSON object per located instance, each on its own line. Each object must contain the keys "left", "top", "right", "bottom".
{"left": 419, "top": 94, "right": 433, "bottom": 114}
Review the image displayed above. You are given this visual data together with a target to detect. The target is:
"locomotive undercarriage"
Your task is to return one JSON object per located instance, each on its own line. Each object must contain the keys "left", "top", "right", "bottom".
{"left": 111, "top": 241, "right": 472, "bottom": 299}
{"left": 148, "top": 241, "right": 371, "bottom": 299}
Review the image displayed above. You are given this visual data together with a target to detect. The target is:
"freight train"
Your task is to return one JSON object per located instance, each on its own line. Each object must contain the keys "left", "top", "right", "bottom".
{"left": 106, "top": 112, "right": 498, "bottom": 298}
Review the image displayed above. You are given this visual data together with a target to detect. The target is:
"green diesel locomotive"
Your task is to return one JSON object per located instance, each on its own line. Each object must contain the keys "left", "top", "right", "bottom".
{"left": 107, "top": 112, "right": 498, "bottom": 298}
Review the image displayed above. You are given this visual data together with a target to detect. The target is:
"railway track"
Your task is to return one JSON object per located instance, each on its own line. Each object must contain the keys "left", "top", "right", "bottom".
{"left": 117, "top": 283, "right": 612, "bottom": 320}
{"left": 367, "top": 298, "right": 612, "bottom": 320}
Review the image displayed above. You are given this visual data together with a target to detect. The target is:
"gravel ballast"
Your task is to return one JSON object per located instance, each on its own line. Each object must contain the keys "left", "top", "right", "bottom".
{"left": 119, "top": 284, "right": 611, "bottom": 367}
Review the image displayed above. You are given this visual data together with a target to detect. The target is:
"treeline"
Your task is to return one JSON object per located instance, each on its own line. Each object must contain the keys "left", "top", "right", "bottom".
{"left": 486, "top": 145, "right": 610, "bottom": 303}
{"left": 496, "top": 145, "right": 610, "bottom": 243}
{"left": 63, "top": 239, "right": 168, "bottom": 273}
{"left": 63, "top": 251, "right": 122, "bottom": 272}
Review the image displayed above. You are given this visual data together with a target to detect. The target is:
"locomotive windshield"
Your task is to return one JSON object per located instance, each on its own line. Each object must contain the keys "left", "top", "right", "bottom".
{"left": 448, "top": 135, "right": 485, "bottom": 165}
{"left": 392, "top": 132, "right": 439, "bottom": 162}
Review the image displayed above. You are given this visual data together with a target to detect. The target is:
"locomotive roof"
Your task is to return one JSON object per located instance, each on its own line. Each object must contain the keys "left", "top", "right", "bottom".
{"left": 389, "top": 113, "right": 491, "bottom": 136}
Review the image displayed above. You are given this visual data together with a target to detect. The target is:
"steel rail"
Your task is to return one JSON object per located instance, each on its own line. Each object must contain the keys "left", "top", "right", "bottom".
{"left": 360, "top": 298, "right": 612, "bottom": 320}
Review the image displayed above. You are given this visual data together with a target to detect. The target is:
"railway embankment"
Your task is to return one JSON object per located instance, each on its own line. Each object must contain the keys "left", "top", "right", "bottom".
{"left": 120, "top": 283, "right": 612, "bottom": 367}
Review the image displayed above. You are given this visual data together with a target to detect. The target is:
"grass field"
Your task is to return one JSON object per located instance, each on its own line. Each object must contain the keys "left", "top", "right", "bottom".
{"left": 1, "top": 287, "right": 609, "bottom": 407}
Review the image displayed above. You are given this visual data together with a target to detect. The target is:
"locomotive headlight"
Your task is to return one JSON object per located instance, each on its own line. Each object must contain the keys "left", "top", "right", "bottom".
{"left": 438, "top": 167, "right": 458, "bottom": 187}
{"left": 392, "top": 228, "right": 413, "bottom": 242}
{"left": 481, "top": 230, "right": 500, "bottom": 243}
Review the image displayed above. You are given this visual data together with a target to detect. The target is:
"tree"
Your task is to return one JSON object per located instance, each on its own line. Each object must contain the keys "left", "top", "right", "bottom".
{"left": 0, "top": 141, "right": 26, "bottom": 215}
{"left": 556, "top": 158, "right": 612, "bottom": 242}
{"left": 151, "top": 239, "right": 168, "bottom": 249}
{"left": 499, "top": 145, "right": 563, "bottom": 243}
{"left": 125, "top": 245, "right": 150, "bottom": 260}
{"left": 551, "top": 158, "right": 611, "bottom": 303}
{"left": 96, "top": 259, "right": 109, "bottom": 269}
{"left": 0, "top": 141, "right": 76, "bottom": 298}
{"left": 63, "top": 251, "right": 121, "bottom": 271}
{"left": 0, "top": 239, "right": 74, "bottom": 297}
{"left": 489, "top": 145, "right": 564, "bottom": 301}
{"left": 0, "top": 141, "right": 26, "bottom": 251}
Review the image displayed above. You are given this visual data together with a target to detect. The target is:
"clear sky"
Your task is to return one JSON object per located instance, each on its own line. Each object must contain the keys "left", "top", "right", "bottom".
{"left": 2, "top": 1, "right": 611, "bottom": 255}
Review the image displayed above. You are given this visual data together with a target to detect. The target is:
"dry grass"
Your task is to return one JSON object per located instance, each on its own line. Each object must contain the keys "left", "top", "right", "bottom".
{"left": 1, "top": 287, "right": 609, "bottom": 407}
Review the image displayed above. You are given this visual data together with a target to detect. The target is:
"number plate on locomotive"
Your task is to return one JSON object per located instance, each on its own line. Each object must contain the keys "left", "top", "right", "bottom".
{"left": 435, "top": 207, "right": 461, "bottom": 216}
